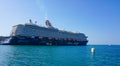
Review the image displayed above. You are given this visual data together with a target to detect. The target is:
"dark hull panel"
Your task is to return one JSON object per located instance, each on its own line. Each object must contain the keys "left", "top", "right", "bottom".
{"left": 0, "top": 36, "right": 88, "bottom": 46}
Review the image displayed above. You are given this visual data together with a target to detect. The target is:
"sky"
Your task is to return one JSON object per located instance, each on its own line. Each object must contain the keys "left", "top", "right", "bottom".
{"left": 0, "top": 0, "right": 120, "bottom": 44}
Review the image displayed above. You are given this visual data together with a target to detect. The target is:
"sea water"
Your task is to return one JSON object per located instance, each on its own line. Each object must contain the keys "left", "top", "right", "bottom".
{"left": 0, "top": 45, "right": 120, "bottom": 66}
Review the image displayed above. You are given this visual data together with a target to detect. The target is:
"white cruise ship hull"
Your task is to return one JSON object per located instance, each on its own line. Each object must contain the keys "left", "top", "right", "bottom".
{"left": 0, "top": 36, "right": 88, "bottom": 46}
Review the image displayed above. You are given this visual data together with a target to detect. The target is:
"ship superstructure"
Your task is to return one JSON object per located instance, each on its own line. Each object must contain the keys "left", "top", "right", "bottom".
{"left": 1, "top": 20, "right": 88, "bottom": 45}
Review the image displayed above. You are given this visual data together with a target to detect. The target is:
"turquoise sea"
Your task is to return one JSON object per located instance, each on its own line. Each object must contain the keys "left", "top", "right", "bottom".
{"left": 0, "top": 45, "right": 120, "bottom": 66}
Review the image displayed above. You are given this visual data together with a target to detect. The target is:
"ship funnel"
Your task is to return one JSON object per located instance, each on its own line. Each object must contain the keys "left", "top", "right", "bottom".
{"left": 45, "top": 20, "right": 52, "bottom": 27}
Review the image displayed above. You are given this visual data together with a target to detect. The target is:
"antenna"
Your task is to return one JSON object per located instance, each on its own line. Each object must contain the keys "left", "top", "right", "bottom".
{"left": 35, "top": 21, "right": 37, "bottom": 24}
{"left": 29, "top": 19, "right": 32, "bottom": 23}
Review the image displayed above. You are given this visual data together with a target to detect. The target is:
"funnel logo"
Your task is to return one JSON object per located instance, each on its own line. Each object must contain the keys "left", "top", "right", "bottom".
{"left": 45, "top": 20, "right": 52, "bottom": 27}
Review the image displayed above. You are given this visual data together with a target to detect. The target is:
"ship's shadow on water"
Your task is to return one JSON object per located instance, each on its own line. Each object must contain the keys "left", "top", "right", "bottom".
{"left": 0, "top": 45, "right": 120, "bottom": 66}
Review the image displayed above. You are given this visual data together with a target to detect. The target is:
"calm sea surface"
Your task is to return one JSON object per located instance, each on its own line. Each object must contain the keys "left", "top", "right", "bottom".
{"left": 0, "top": 45, "right": 120, "bottom": 66}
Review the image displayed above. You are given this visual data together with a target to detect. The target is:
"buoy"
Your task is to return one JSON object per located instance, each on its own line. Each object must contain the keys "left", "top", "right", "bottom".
{"left": 91, "top": 48, "right": 95, "bottom": 53}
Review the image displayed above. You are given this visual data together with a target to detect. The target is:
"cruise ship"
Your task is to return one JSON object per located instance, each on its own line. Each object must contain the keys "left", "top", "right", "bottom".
{"left": 0, "top": 19, "right": 88, "bottom": 45}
